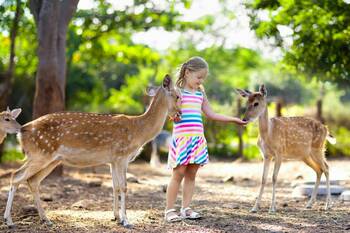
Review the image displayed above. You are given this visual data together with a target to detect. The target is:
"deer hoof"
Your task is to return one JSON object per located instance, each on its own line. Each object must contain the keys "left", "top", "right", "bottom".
{"left": 5, "top": 221, "right": 15, "bottom": 229}
{"left": 305, "top": 203, "right": 313, "bottom": 209}
{"left": 324, "top": 202, "right": 331, "bottom": 211}
{"left": 41, "top": 219, "right": 53, "bottom": 227}
{"left": 7, "top": 224, "right": 16, "bottom": 229}
{"left": 4, "top": 218, "right": 15, "bottom": 228}
{"left": 120, "top": 220, "right": 133, "bottom": 229}
{"left": 268, "top": 208, "right": 276, "bottom": 214}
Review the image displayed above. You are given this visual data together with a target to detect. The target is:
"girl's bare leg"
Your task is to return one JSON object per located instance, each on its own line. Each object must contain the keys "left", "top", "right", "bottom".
{"left": 166, "top": 165, "right": 187, "bottom": 210}
{"left": 182, "top": 164, "right": 200, "bottom": 208}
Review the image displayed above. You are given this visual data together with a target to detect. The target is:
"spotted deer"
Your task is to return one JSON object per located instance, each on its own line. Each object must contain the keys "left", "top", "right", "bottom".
{"left": 3, "top": 75, "right": 181, "bottom": 228}
{"left": 237, "top": 85, "right": 335, "bottom": 213}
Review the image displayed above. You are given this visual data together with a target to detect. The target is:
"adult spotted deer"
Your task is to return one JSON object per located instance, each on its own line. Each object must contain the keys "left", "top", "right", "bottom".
{"left": 237, "top": 85, "right": 335, "bottom": 213}
{"left": 3, "top": 75, "right": 181, "bottom": 228}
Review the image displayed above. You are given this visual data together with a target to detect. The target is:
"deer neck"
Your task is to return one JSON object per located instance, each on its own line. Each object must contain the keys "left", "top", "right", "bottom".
{"left": 258, "top": 104, "right": 269, "bottom": 140}
{"left": 137, "top": 89, "right": 168, "bottom": 143}
{"left": 0, "top": 130, "right": 6, "bottom": 144}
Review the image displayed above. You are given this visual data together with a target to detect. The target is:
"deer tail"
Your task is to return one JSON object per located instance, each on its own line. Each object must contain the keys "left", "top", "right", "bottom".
{"left": 326, "top": 133, "right": 336, "bottom": 145}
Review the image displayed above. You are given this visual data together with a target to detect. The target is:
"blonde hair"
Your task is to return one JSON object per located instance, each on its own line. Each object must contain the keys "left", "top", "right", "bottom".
{"left": 176, "top": 56, "right": 209, "bottom": 90}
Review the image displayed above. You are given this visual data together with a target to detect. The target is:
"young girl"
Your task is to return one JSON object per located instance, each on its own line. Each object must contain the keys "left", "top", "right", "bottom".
{"left": 164, "top": 56, "right": 247, "bottom": 222}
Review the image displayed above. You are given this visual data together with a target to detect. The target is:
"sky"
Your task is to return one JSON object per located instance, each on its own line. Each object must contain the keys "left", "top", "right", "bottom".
{"left": 77, "top": 0, "right": 282, "bottom": 60}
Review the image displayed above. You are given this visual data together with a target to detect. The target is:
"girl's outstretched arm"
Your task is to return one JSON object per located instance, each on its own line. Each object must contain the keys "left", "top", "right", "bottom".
{"left": 202, "top": 94, "right": 247, "bottom": 125}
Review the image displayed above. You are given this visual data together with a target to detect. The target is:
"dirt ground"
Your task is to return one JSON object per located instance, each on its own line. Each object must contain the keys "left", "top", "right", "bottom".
{"left": 0, "top": 158, "right": 349, "bottom": 233}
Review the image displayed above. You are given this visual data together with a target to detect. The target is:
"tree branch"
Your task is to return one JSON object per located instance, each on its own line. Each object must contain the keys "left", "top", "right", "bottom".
{"left": 60, "top": 0, "right": 79, "bottom": 26}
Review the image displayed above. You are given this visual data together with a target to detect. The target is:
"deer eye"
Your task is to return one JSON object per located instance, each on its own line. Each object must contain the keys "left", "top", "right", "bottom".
{"left": 253, "top": 102, "right": 259, "bottom": 107}
{"left": 5, "top": 118, "right": 10, "bottom": 121}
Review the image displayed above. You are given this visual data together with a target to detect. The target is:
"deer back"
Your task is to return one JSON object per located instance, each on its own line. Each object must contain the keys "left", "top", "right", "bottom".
{"left": 20, "top": 112, "right": 138, "bottom": 155}
{"left": 265, "top": 117, "right": 328, "bottom": 156}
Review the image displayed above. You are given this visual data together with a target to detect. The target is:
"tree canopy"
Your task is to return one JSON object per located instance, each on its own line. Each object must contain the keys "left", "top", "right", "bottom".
{"left": 246, "top": 0, "right": 350, "bottom": 86}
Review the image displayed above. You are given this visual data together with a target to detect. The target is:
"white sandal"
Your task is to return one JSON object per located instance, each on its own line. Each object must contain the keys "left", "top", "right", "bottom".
{"left": 180, "top": 207, "right": 201, "bottom": 220}
{"left": 164, "top": 209, "right": 182, "bottom": 223}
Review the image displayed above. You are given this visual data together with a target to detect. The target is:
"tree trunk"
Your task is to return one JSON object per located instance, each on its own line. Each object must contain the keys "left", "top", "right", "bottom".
{"left": 275, "top": 98, "right": 283, "bottom": 117}
{"left": 29, "top": 0, "right": 79, "bottom": 175}
{"left": 0, "top": 0, "right": 22, "bottom": 161}
{"left": 316, "top": 99, "right": 324, "bottom": 123}
{"left": 317, "top": 84, "right": 325, "bottom": 124}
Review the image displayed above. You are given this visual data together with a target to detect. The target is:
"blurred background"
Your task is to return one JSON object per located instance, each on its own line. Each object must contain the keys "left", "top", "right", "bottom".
{"left": 1, "top": 0, "right": 350, "bottom": 164}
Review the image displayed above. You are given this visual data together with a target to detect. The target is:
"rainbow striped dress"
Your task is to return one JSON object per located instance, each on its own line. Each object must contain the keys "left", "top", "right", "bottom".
{"left": 168, "top": 89, "right": 209, "bottom": 169}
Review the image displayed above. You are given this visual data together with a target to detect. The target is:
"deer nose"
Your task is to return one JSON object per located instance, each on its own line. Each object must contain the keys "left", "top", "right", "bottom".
{"left": 242, "top": 117, "right": 248, "bottom": 122}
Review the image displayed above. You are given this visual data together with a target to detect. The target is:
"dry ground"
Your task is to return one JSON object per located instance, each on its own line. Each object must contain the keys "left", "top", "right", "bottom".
{"left": 0, "top": 159, "right": 349, "bottom": 233}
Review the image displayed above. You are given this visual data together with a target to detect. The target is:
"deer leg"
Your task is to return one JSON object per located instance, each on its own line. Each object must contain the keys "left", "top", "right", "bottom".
{"left": 321, "top": 160, "right": 331, "bottom": 210}
{"left": 27, "top": 160, "right": 61, "bottom": 226}
{"left": 251, "top": 157, "right": 271, "bottom": 213}
{"left": 269, "top": 156, "right": 282, "bottom": 213}
{"left": 150, "top": 141, "right": 161, "bottom": 167}
{"left": 110, "top": 162, "right": 120, "bottom": 222}
{"left": 312, "top": 154, "right": 331, "bottom": 210}
{"left": 4, "top": 184, "right": 18, "bottom": 228}
{"left": 303, "top": 157, "right": 322, "bottom": 209}
{"left": 116, "top": 159, "right": 131, "bottom": 228}
{"left": 4, "top": 160, "right": 47, "bottom": 227}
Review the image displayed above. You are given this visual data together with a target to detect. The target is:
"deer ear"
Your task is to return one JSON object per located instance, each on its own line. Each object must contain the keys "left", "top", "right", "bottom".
{"left": 11, "top": 108, "right": 22, "bottom": 119}
{"left": 259, "top": 84, "right": 267, "bottom": 96}
{"left": 162, "top": 74, "right": 173, "bottom": 91}
{"left": 146, "top": 86, "right": 159, "bottom": 97}
{"left": 236, "top": 88, "right": 251, "bottom": 98}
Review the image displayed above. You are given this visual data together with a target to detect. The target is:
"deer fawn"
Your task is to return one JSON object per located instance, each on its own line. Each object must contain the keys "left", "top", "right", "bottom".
{"left": 237, "top": 85, "right": 335, "bottom": 213}
{"left": 2, "top": 75, "right": 181, "bottom": 228}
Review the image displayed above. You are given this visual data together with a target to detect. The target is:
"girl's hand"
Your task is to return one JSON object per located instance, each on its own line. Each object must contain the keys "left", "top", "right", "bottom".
{"left": 233, "top": 118, "right": 248, "bottom": 126}
{"left": 169, "top": 113, "right": 182, "bottom": 122}
{"left": 173, "top": 115, "right": 181, "bottom": 122}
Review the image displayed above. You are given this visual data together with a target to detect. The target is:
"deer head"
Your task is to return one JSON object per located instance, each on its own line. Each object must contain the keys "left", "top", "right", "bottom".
{"left": 147, "top": 74, "right": 181, "bottom": 119}
{"left": 236, "top": 85, "right": 267, "bottom": 122}
{"left": 0, "top": 107, "right": 22, "bottom": 133}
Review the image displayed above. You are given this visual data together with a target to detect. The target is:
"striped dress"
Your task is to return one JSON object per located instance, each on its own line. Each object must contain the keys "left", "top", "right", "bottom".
{"left": 168, "top": 89, "right": 209, "bottom": 169}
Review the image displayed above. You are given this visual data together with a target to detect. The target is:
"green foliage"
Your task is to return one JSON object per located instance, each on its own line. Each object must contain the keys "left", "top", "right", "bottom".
{"left": 327, "top": 127, "right": 350, "bottom": 157}
{"left": 1, "top": 148, "right": 24, "bottom": 162}
{"left": 105, "top": 68, "right": 156, "bottom": 114}
{"left": 2, "top": 0, "right": 350, "bottom": 162}
{"left": 0, "top": 0, "right": 36, "bottom": 125}
{"left": 65, "top": 0, "right": 212, "bottom": 115}
{"left": 246, "top": 0, "right": 350, "bottom": 86}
